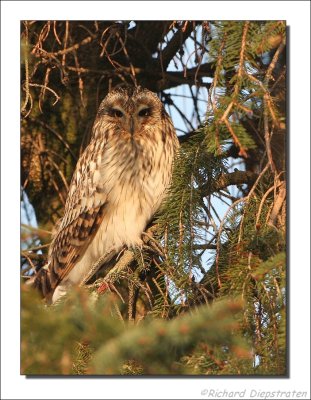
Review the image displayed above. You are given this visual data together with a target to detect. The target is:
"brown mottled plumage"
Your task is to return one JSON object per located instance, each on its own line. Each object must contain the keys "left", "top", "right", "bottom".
{"left": 33, "top": 86, "right": 179, "bottom": 303}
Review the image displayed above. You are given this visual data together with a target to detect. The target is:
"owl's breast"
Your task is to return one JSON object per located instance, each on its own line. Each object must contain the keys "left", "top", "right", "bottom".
{"left": 97, "top": 140, "right": 170, "bottom": 249}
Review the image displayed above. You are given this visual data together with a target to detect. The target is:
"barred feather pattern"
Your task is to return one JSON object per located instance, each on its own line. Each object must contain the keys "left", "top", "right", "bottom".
{"left": 33, "top": 87, "right": 179, "bottom": 303}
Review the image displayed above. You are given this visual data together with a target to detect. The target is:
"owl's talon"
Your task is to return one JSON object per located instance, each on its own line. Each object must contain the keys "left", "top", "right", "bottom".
{"left": 97, "top": 281, "right": 109, "bottom": 294}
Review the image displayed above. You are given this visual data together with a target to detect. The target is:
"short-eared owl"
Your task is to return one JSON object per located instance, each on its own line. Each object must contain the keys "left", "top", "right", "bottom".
{"left": 33, "top": 86, "right": 179, "bottom": 303}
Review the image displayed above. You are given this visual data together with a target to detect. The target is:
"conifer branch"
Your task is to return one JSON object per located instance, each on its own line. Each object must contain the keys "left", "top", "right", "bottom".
{"left": 201, "top": 170, "right": 258, "bottom": 197}
{"left": 91, "top": 299, "right": 247, "bottom": 374}
{"left": 267, "top": 181, "right": 286, "bottom": 227}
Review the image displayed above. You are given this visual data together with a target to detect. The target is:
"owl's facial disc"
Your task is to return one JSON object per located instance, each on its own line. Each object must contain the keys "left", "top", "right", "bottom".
{"left": 107, "top": 102, "right": 155, "bottom": 136}
{"left": 99, "top": 88, "right": 162, "bottom": 138}
{"left": 129, "top": 103, "right": 155, "bottom": 136}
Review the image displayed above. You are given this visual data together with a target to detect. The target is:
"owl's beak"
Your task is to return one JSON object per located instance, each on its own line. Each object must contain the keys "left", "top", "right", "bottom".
{"left": 129, "top": 116, "right": 135, "bottom": 135}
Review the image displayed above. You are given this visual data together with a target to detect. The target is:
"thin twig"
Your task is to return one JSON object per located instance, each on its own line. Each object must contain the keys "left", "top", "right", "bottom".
{"left": 217, "top": 22, "right": 250, "bottom": 156}
{"left": 48, "top": 157, "right": 70, "bottom": 192}
{"left": 224, "top": 118, "right": 248, "bottom": 158}
{"left": 263, "top": 94, "right": 277, "bottom": 175}
{"left": 264, "top": 39, "right": 286, "bottom": 85}
{"left": 115, "top": 32, "right": 137, "bottom": 87}
{"left": 237, "top": 163, "right": 270, "bottom": 243}
{"left": 31, "top": 118, "right": 77, "bottom": 161}
{"left": 39, "top": 67, "right": 51, "bottom": 112}
{"left": 215, "top": 197, "right": 246, "bottom": 288}
{"left": 21, "top": 21, "right": 31, "bottom": 116}
{"left": 24, "top": 243, "right": 50, "bottom": 252}
{"left": 28, "top": 83, "right": 60, "bottom": 105}
{"left": 218, "top": 22, "right": 249, "bottom": 123}
{"left": 53, "top": 21, "right": 62, "bottom": 45}
{"left": 268, "top": 182, "right": 286, "bottom": 228}
{"left": 53, "top": 34, "right": 94, "bottom": 56}
{"left": 21, "top": 223, "right": 52, "bottom": 236}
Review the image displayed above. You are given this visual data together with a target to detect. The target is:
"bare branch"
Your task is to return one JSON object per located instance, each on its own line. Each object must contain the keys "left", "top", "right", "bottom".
{"left": 159, "top": 22, "right": 194, "bottom": 70}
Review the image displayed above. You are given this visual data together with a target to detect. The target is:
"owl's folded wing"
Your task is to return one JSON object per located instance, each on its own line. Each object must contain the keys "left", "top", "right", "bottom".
{"left": 47, "top": 202, "right": 107, "bottom": 288}
{"left": 34, "top": 138, "right": 109, "bottom": 297}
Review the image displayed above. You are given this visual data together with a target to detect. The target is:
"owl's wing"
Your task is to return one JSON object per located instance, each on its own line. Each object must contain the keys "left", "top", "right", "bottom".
{"left": 47, "top": 138, "right": 109, "bottom": 289}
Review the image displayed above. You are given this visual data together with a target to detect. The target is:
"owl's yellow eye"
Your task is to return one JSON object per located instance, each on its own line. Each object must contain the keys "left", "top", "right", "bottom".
{"left": 110, "top": 108, "right": 123, "bottom": 118}
{"left": 138, "top": 108, "right": 151, "bottom": 117}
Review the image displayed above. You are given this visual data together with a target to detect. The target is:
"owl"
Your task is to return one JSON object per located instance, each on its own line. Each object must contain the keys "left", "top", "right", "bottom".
{"left": 33, "top": 86, "right": 179, "bottom": 304}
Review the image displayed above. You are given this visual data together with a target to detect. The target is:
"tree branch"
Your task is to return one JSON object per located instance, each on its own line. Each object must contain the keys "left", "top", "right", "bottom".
{"left": 201, "top": 170, "right": 258, "bottom": 197}
{"left": 155, "top": 62, "right": 214, "bottom": 91}
{"left": 159, "top": 23, "right": 194, "bottom": 70}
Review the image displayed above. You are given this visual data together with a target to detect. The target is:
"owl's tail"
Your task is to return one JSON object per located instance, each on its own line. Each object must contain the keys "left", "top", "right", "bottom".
{"left": 26, "top": 264, "right": 57, "bottom": 304}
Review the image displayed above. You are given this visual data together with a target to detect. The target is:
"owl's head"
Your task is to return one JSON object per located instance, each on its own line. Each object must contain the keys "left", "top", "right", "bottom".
{"left": 95, "top": 86, "right": 169, "bottom": 139}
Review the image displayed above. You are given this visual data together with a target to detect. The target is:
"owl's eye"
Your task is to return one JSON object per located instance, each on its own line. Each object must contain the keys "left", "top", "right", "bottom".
{"left": 109, "top": 108, "right": 124, "bottom": 118}
{"left": 138, "top": 108, "right": 151, "bottom": 117}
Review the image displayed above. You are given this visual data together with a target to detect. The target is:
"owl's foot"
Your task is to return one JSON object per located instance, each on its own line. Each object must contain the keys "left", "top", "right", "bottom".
{"left": 97, "top": 280, "right": 121, "bottom": 298}
{"left": 97, "top": 281, "right": 110, "bottom": 294}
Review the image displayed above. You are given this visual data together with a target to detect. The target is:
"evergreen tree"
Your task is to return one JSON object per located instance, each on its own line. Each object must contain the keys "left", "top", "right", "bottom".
{"left": 21, "top": 20, "right": 286, "bottom": 375}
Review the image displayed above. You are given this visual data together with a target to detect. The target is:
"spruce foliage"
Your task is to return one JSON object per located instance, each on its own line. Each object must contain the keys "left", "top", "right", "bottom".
{"left": 21, "top": 20, "right": 286, "bottom": 375}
